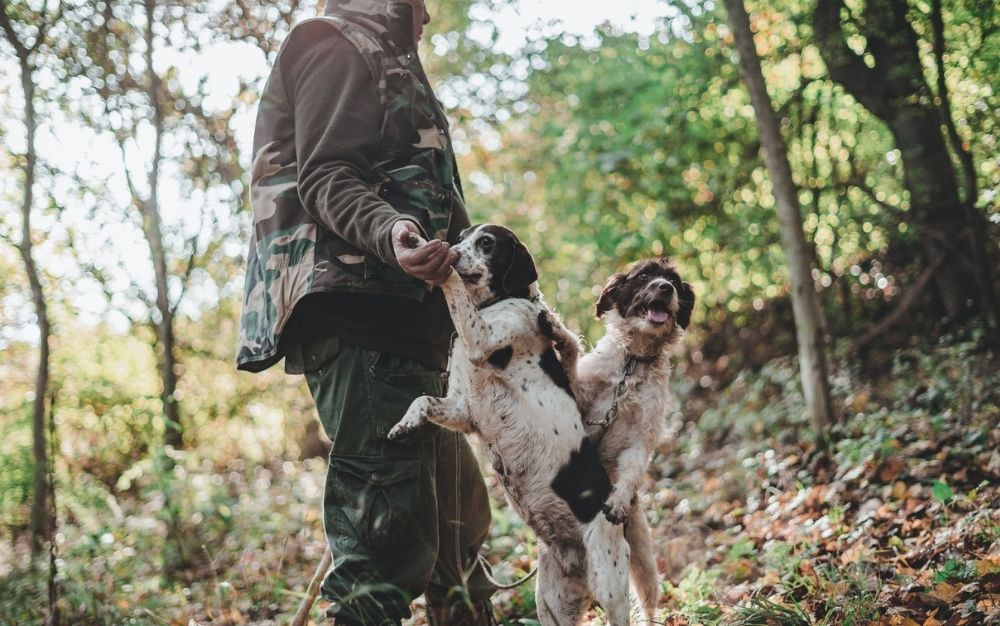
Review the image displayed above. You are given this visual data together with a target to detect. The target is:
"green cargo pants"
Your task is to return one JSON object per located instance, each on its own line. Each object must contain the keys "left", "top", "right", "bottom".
{"left": 303, "top": 337, "right": 494, "bottom": 625}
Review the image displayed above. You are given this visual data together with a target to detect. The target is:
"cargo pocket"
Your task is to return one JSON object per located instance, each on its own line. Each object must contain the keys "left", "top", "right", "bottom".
{"left": 326, "top": 455, "right": 421, "bottom": 554}
{"left": 366, "top": 353, "right": 446, "bottom": 441}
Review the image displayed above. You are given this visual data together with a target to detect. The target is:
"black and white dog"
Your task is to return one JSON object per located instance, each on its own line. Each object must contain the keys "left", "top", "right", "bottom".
{"left": 388, "top": 225, "right": 632, "bottom": 626}
{"left": 564, "top": 258, "right": 695, "bottom": 623}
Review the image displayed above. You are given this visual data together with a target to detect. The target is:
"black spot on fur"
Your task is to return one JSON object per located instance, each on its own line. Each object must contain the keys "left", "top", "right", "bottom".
{"left": 487, "top": 346, "right": 513, "bottom": 369}
{"left": 478, "top": 224, "right": 538, "bottom": 297}
{"left": 677, "top": 280, "right": 696, "bottom": 329}
{"left": 540, "top": 348, "right": 574, "bottom": 399}
{"left": 550, "top": 438, "right": 612, "bottom": 523}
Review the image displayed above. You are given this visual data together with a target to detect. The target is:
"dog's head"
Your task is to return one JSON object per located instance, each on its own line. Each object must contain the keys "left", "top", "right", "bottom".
{"left": 595, "top": 258, "right": 694, "bottom": 344}
{"left": 452, "top": 224, "right": 538, "bottom": 307}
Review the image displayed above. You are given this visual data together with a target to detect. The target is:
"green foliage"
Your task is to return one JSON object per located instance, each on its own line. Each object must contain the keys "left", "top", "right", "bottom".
{"left": 0, "top": 403, "right": 33, "bottom": 529}
{"left": 933, "top": 558, "right": 976, "bottom": 584}
{"left": 932, "top": 480, "right": 954, "bottom": 505}
{"left": 668, "top": 567, "right": 724, "bottom": 623}
{"left": 724, "top": 596, "right": 811, "bottom": 626}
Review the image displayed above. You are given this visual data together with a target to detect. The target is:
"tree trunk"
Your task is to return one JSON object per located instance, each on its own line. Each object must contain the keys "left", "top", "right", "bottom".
{"left": 724, "top": 0, "right": 836, "bottom": 437}
{"left": 142, "top": 0, "right": 182, "bottom": 450}
{"left": 22, "top": 65, "right": 52, "bottom": 560}
{"left": 814, "top": 0, "right": 985, "bottom": 321}
{"left": 1, "top": 0, "right": 53, "bottom": 558}
{"left": 929, "top": 0, "right": 1000, "bottom": 339}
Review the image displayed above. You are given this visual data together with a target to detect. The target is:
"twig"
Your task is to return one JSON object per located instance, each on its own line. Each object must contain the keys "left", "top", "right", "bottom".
{"left": 855, "top": 254, "right": 947, "bottom": 350}
{"left": 291, "top": 548, "right": 332, "bottom": 626}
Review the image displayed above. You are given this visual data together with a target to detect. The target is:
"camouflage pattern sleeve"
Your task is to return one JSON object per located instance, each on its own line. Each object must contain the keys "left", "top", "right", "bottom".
{"left": 284, "top": 23, "right": 419, "bottom": 268}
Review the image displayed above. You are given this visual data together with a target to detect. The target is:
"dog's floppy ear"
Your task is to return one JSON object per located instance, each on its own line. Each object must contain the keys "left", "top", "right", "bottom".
{"left": 595, "top": 273, "right": 626, "bottom": 318}
{"left": 502, "top": 240, "right": 538, "bottom": 294}
{"left": 677, "top": 281, "right": 695, "bottom": 329}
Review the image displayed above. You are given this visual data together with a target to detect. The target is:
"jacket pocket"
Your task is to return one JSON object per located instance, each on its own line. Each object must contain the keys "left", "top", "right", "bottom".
{"left": 325, "top": 455, "right": 421, "bottom": 553}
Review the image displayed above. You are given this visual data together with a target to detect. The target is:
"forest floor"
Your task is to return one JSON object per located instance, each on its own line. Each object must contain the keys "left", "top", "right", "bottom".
{"left": 481, "top": 334, "right": 1000, "bottom": 626}
{"left": 0, "top": 334, "right": 997, "bottom": 625}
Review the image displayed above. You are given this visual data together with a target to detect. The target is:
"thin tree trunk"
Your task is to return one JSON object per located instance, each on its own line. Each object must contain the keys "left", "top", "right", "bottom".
{"left": 724, "top": 0, "right": 836, "bottom": 437}
{"left": 929, "top": 0, "right": 976, "bottom": 206}
{"left": 45, "top": 391, "right": 59, "bottom": 626}
{"left": 1, "top": 0, "right": 53, "bottom": 559}
{"left": 141, "top": 0, "right": 182, "bottom": 449}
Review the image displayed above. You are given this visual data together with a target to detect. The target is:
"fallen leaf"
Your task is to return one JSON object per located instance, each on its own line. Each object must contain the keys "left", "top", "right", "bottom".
{"left": 931, "top": 582, "right": 958, "bottom": 603}
{"left": 881, "top": 457, "right": 906, "bottom": 483}
{"left": 893, "top": 481, "right": 909, "bottom": 499}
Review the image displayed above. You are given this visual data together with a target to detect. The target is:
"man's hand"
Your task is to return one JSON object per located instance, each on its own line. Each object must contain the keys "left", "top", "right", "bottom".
{"left": 392, "top": 220, "right": 457, "bottom": 285}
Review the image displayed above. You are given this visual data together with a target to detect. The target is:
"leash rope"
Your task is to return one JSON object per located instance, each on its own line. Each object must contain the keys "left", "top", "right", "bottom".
{"left": 477, "top": 553, "right": 538, "bottom": 590}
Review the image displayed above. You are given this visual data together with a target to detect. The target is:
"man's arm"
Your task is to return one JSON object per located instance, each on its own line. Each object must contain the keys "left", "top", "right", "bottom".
{"left": 284, "top": 23, "right": 450, "bottom": 280}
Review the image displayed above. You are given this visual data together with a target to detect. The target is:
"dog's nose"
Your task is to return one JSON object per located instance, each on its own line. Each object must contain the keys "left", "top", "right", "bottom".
{"left": 657, "top": 282, "right": 674, "bottom": 293}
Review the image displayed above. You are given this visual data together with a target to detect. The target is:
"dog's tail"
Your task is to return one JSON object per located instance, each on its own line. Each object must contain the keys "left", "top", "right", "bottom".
{"left": 626, "top": 505, "right": 660, "bottom": 622}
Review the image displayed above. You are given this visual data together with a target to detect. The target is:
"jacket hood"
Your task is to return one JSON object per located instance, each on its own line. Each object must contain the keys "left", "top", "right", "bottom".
{"left": 324, "top": 0, "right": 418, "bottom": 50}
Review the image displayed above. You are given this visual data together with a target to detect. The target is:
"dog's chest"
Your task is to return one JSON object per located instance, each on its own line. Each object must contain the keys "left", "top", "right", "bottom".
{"left": 449, "top": 303, "right": 586, "bottom": 485}
{"left": 582, "top": 354, "right": 671, "bottom": 445}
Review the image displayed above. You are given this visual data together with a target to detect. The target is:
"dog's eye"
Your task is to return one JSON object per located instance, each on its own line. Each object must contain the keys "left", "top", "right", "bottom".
{"left": 635, "top": 272, "right": 647, "bottom": 281}
{"left": 477, "top": 237, "right": 494, "bottom": 252}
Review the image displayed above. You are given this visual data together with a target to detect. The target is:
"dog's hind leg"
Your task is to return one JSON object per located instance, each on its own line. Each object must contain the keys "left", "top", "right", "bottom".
{"left": 584, "top": 519, "right": 631, "bottom": 626}
{"left": 535, "top": 544, "right": 589, "bottom": 626}
{"left": 625, "top": 504, "right": 660, "bottom": 623}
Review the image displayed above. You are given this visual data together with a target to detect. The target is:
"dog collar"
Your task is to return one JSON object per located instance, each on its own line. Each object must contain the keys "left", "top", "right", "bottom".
{"left": 480, "top": 285, "right": 541, "bottom": 309}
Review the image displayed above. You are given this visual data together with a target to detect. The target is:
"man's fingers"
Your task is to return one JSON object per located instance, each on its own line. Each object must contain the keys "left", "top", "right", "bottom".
{"left": 428, "top": 251, "right": 451, "bottom": 276}
{"left": 402, "top": 243, "right": 451, "bottom": 272}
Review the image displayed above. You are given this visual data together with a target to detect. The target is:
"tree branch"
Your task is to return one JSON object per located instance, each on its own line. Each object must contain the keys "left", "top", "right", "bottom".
{"left": 0, "top": 0, "right": 30, "bottom": 61}
{"left": 813, "top": 0, "right": 893, "bottom": 119}
{"left": 855, "top": 254, "right": 947, "bottom": 349}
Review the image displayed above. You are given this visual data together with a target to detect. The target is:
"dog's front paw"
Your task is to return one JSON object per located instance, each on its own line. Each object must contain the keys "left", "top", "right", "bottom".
{"left": 538, "top": 310, "right": 570, "bottom": 351}
{"left": 387, "top": 404, "right": 428, "bottom": 441}
{"left": 387, "top": 418, "right": 422, "bottom": 441}
{"left": 538, "top": 310, "right": 555, "bottom": 338}
{"left": 602, "top": 492, "right": 629, "bottom": 525}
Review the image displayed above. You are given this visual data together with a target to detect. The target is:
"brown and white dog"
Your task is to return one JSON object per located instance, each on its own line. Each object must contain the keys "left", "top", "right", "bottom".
{"left": 565, "top": 258, "right": 695, "bottom": 623}
{"left": 388, "top": 225, "right": 633, "bottom": 626}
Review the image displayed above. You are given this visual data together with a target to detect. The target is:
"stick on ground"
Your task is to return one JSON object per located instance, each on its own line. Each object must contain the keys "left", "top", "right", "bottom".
{"left": 291, "top": 548, "right": 332, "bottom": 626}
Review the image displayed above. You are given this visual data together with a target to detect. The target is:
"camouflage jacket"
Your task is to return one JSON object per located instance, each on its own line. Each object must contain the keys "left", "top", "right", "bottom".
{"left": 237, "top": 0, "right": 469, "bottom": 372}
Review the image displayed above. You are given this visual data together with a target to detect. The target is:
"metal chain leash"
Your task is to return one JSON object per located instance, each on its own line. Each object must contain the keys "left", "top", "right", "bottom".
{"left": 589, "top": 354, "right": 646, "bottom": 428}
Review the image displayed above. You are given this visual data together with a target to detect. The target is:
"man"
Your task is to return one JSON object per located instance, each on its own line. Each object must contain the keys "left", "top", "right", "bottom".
{"left": 236, "top": 0, "right": 495, "bottom": 623}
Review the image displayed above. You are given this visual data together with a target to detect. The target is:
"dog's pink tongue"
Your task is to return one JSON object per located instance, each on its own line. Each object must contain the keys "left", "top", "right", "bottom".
{"left": 645, "top": 310, "right": 670, "bottom": 323}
